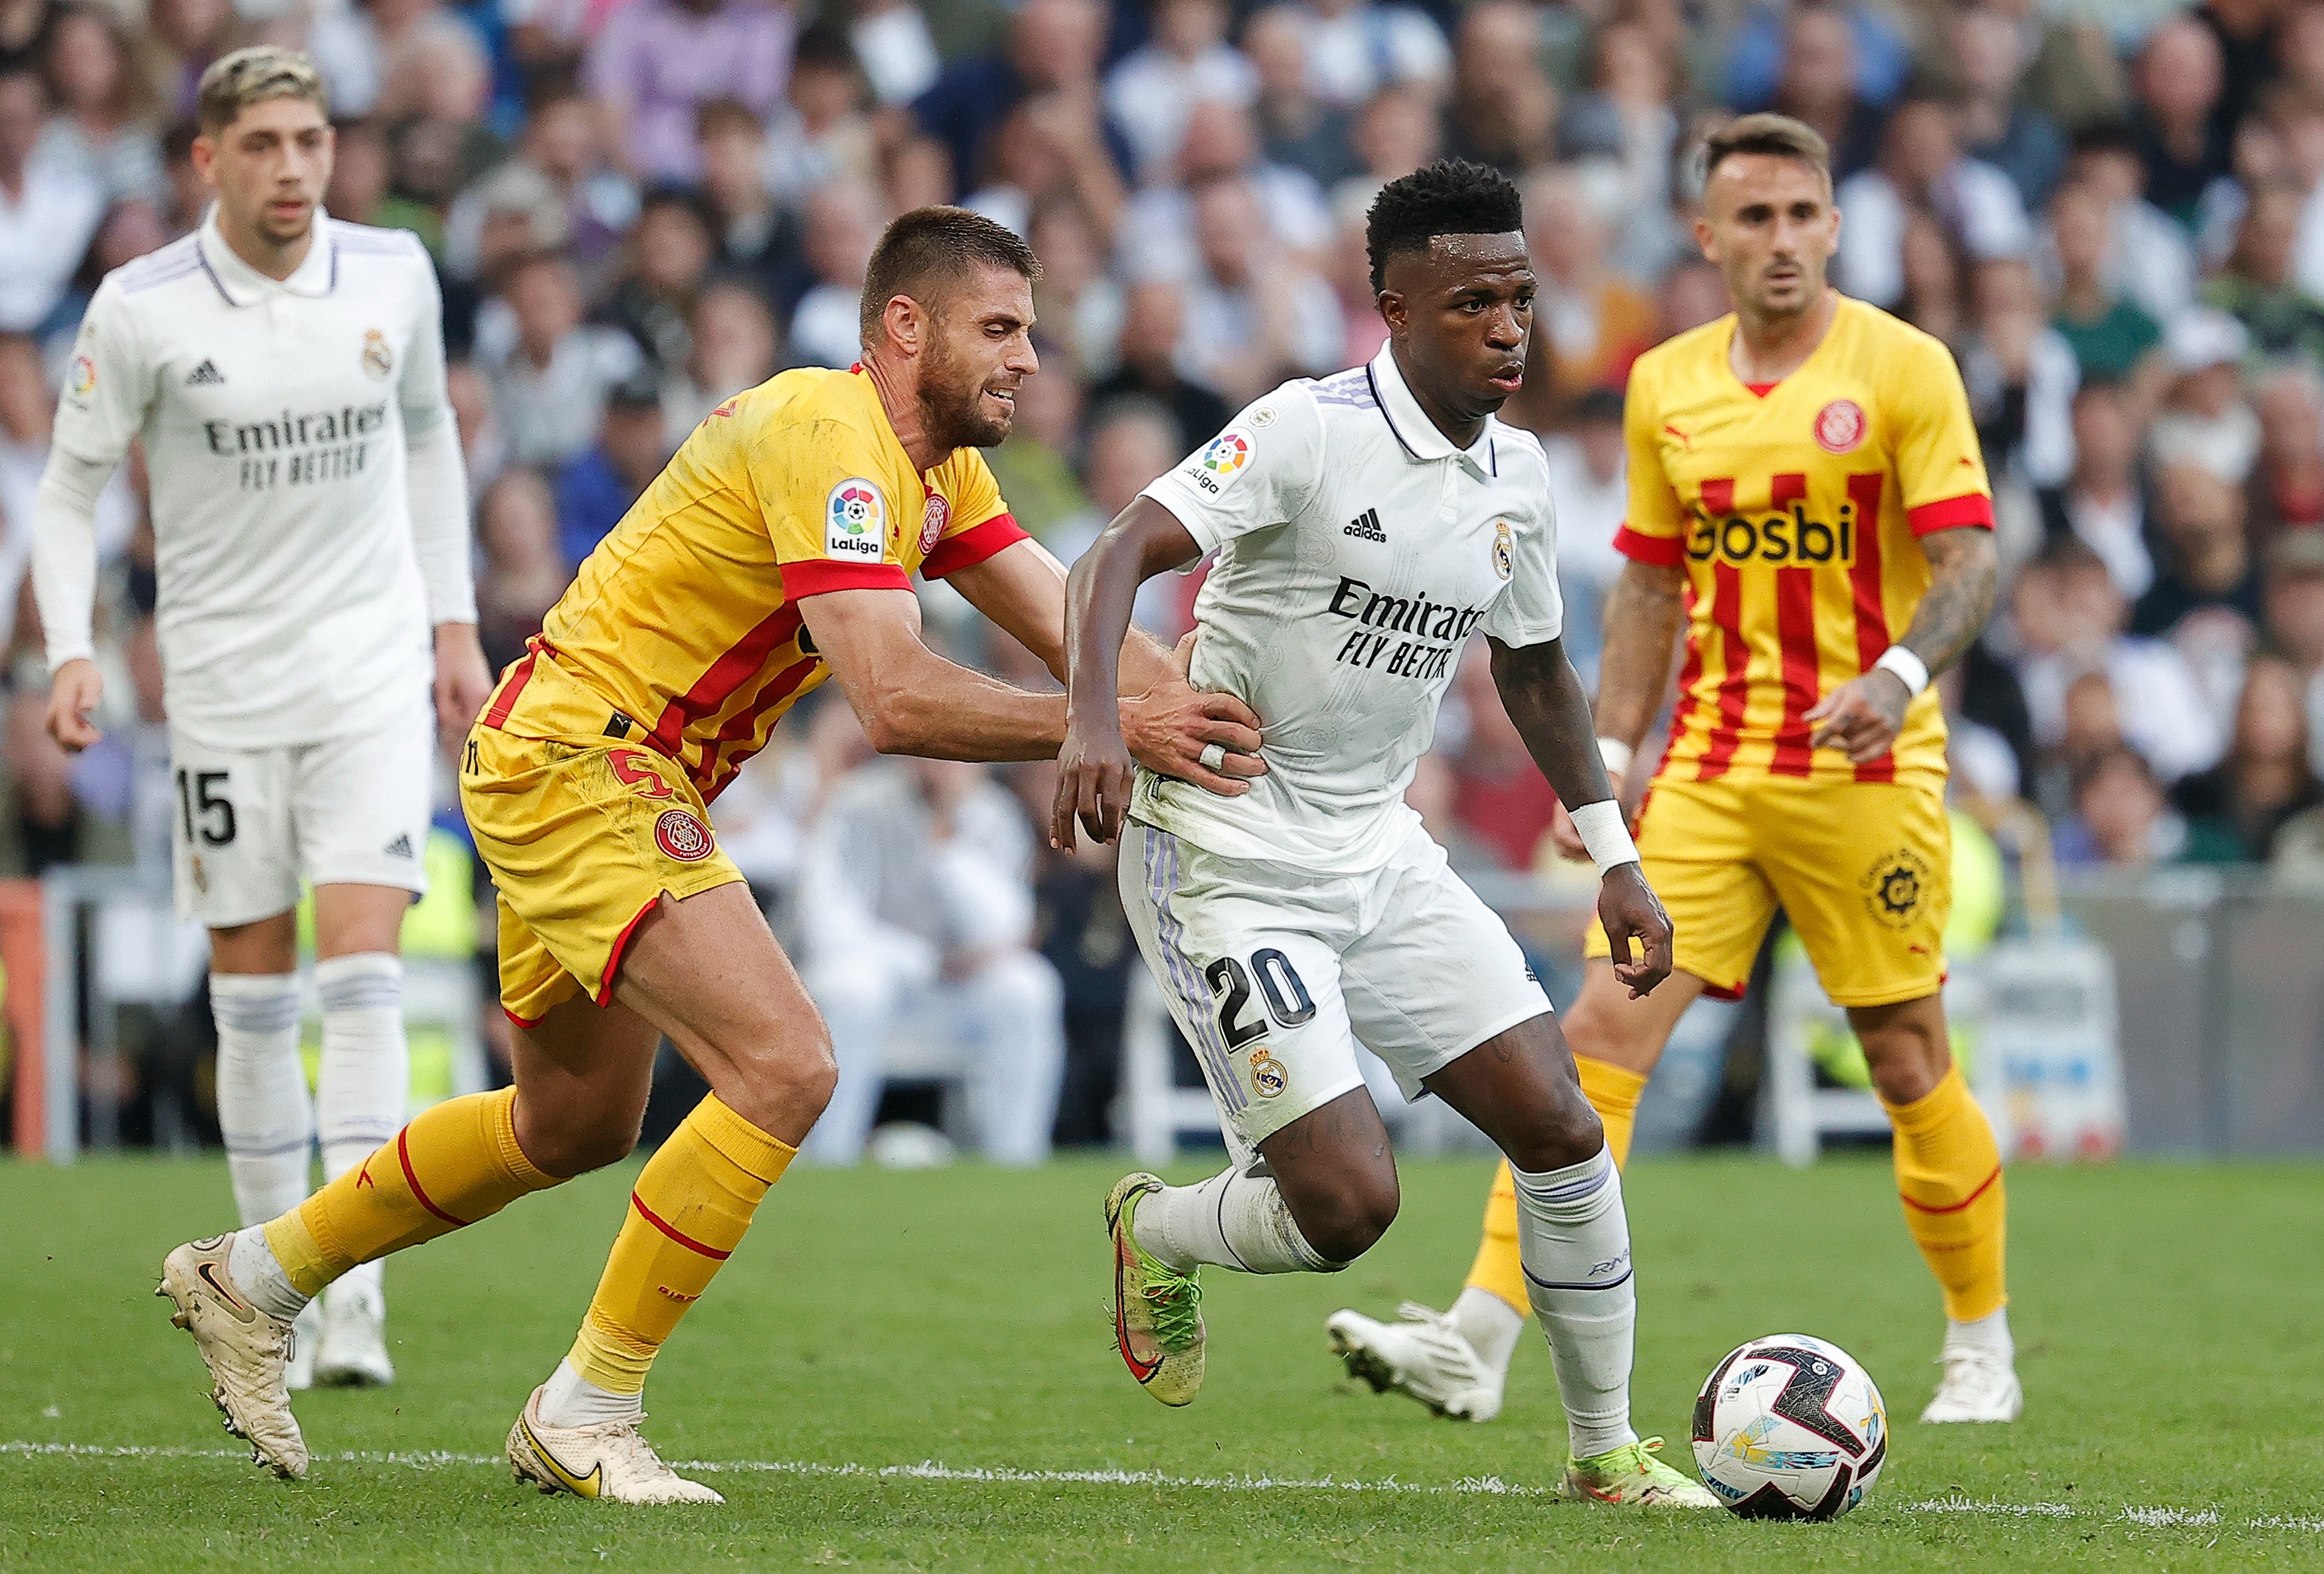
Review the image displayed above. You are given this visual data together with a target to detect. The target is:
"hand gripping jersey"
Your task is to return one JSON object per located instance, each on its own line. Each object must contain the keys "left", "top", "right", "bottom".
{"left": 483, "top": 364, "right": 1027, "bottom": 798}
{"left": 1616, "top": 295, "right": 1993, "bottom": 787}
{"left": 1134, "top": 345, "right": 1564, "bottom": 873}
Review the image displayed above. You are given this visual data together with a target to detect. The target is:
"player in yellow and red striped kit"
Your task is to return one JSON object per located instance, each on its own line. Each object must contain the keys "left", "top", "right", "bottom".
{"left": 1327, "top": 114, "right": 2021, "bottom": 1430}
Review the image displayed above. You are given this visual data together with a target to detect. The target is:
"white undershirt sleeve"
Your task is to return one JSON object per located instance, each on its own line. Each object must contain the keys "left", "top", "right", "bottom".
{"left": 31, "top": 447, "right": 115, "bottom": 672}
{"left": 398, "top": 245, "right": 477, "bottom": 626}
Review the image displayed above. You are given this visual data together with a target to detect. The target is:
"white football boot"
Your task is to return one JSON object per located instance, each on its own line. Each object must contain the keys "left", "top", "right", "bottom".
{"left": 157, "top": 1235, "right": 308, "bottom": 1480}
{"left": 1920, "top": 1346, "right": 2023, "bottom": 1423}
{"left": 1325, "top": 1302, "right": 1504, "bottom": 1421}
{"left": 286, "top": 1301, "right": 321, "bottom": 1391}
{"left": 314, "top": 1274, "right": 395, "bottom": 1387}
{"left": 506, "top": 1387, "right": 724, "bottom": 1504}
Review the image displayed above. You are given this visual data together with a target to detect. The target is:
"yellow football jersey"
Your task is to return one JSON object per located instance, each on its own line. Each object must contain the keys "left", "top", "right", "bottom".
{"left": 1618, "top": 295, "right": 1992, "bottom": 787}
{"left": 483, "top": 365, "right": 1026, "bottom": 799}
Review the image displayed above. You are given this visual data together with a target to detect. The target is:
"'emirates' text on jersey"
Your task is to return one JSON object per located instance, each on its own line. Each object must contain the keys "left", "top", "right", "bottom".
{"left": 1136, "top": 345, "right": 1564, "bottom": 872}
{"left": 483, "top": 366, "right": 1028, "bottom": 799}
{"left": 1618, "top": 295, "right": 1995, "bottom": 787}
{"left": 53, "top": 212, "right": 452, "bottom": 748}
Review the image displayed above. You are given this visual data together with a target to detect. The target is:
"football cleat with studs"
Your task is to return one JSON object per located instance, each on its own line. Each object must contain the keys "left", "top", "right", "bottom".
{"left": 1562, "top": 1439, "right": 1723, "bottom": 1508}
{"left": 1325, "top": 1302, "right": 1505, "bottom": 1421}
{"left": 1104, "top": 1173, "right": 1205, "bottom": 1407}
{"left": 157, "top": 1234, "right": 307, "bottom": 1480}
{"left": 505, "top": 1387, "right": 724, "bottom": 1505}
{"left": 1920, "top": 1346, "right": 2023, "bottom": 1423}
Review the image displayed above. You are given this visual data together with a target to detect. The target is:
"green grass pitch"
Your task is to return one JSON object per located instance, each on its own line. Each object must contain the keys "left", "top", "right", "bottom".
{"left": 3, "top": 1151, "right": 2319, "bottom": 1571}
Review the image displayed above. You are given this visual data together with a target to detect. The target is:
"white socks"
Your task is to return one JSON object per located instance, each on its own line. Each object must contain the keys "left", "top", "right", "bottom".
{"left": 1133, "top": 1165, "right": 1340, "bottom": 1275}
{"left": 1946, "top": 1306, "right": 2015, "bottom": 1362}
{"left": 1451, "top": 1285, "right": 1527, "bottom": 1376}
{"left": 228, "top": 1227, "right": 309, "bottom": 1323}
{"left": 212, "top": 973, "right": 311, "bottom": 1227}
{"left": 539, "top": 1358, "right": 644, "bottom": 1429}
{"left": 315, "top": 953, "right": 409, "bottom": 1315}
{"left": 1512, "top": 1147, "right": 1639, "bottom": 1460}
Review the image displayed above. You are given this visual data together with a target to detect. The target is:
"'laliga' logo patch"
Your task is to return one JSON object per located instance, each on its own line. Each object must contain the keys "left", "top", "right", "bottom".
{"left": 361, "top": 328, "right": 394, "bottom": 381}
{"left": 920, "top": 493, "right": 951, "bottom": 556}
{"left": 825, "top": 478, "right": 886, "bottom": 560}
{"left": 1492, "top": 519, "right": 1514, "bottom": 580}
{"left": 1201, "top": 431, "right": 1251, "bottom": 475}
{"left": 1250, "top": 1048, "right": 1288, "bottom": 1099}
{"left": 1815, "top": 398, "right": 1866, "bottom": 454}
{"left": 68, "top": 354, "right": 95, "bottom": 398}
{"left": 654, "top": 809, "right": 716, "bottom": 863}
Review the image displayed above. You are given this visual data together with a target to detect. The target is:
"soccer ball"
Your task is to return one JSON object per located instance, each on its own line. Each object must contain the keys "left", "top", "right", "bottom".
{"left": 1691, "top": 1334, "right": 1887, "bottom": 1520}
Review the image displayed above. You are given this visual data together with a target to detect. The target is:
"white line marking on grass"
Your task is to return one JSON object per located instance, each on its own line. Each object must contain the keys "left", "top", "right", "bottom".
{"left": 5, "top": 1441, "right": 2313, "bottom": 1536}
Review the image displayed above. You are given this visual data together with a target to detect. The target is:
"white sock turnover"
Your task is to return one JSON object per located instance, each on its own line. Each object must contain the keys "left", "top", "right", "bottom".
{"left": 211, "top": 972, "right": 312, "bottom": 1227}
{"left": 1511, "top": 1146, "right": 1639, "bottom": 1460}
{"left": 228, "top": 1227, "right": 310, "bottom": 1324}
{"left": 1132, "top": 1165, "right": 1339, "bottom": 1275}
{"left": 537, "top": 1358, "right": 645, "bottom": 1429}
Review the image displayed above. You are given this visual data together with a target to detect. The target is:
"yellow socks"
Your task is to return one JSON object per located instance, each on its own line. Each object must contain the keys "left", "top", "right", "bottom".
{"left": 1882, "top": 1065, "right": 2008, "bottom": 1322}
{"left": 568, "top": 1093, "right": 795, "bottom": 1395}
{"left": 1464, "top": 1055, "right": 1649, "bottom": 1314}
{"left": 264, "top": 1087, "right": 560, "bottom": 1298}
{"left": 1574, "top": 1055, "right": 1647, "bottom": 1169}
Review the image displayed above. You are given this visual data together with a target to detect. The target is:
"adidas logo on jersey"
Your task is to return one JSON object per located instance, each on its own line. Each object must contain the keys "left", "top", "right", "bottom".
{"left": 185, "top": 360, "right": 226, "bottom": 386}
{"left": 1343, "top": 508, "right": 1386, "bottom": 542}
{"left": 382, "top": 832, "right": 414, "bottom": 858}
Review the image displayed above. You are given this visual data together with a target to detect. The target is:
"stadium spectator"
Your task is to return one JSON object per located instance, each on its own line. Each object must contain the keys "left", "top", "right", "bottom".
{"left": 2038, "top": 382, "right": 2158, "bottom": 601}
{"left": 764, "top": 25, "right": 878, "bottom": 204}
{"left": 959, "top": 90, "right": 1126, "bottom": 244}
{"left": 2206, "top": 183, "right": 2324, "bottom": 366}
{"left": 41, "top": 4, "right": 161, "bottom": 205}
{"left": 602, "top": 186, "right": 714, "bottom": 370}
{"left": 140, "top": 0, "right": 230, "bottom": 121}
{"left": 1104, "top": 0, "right": 1257, "bottom": 183}
{"left": 554, "top": 373, "right": 668, "bottom": 568}
{"left": 2247, "top": 364, "right": 2324, "bottom": 541}
{"left": 1959, "top": 255, "right": 2078, "bottom": 489}
{"left": 1759, "top": 1, "right": 1888, "bottom": 181}
{"left": 663, "top": 279, "right": 781, "bottom": 439}
{"left": 2172, "top": 653, "right": 2324, "bottom": 859}
{"left": 846, "top": 0, "right": 939, "bottom": 109}
{"left": 2136, "top": 464, "right": 2266, "bottom": 637}
{"left": 788, "top": 178, "right": 880, "bottom": 369}
{"left": 1291, "top": 0, "right": 1450, "bottom": 112}
{"left": 0, "top": 66, "right": 102, "bottom": 334}
{"left": 1242, "top": 6, "right": 1359, "bottom": 191}
{"left": 1171, "top": 173, "right": 1343, "bottom": 402}
{"left": 695, "top": 98, "right": 799, "bottom": 303}
{"left": 2131, "top": 15, "right": 2234, "bottom": 231}
{"left": 2262, "top": 528, "right": 2324, "bottom": 772}
{"left": 1556, "top": 16, "right": 1684, "bottom": 279}
{"left": 1442, "top": 1, "right": 1556, "bottom": 176}
{"left": 1837, "top": 88, "right": 2031, "bottom": 311}
{"left": 2046, "top": 179, "right": 2167, "bottom": 400}
{"left": 443, "top": 86, "right": 637, "bottom": 281}
{"left": 1949, "top": 1, "right": 2066, "bottom": 210}
{"left": 1048, "top": 395, "right": 1188, "bottom": 633}
{"left": 584, "top": 0, "right": 795, "bottom": 183}
{"left": 983, "top": 347, "right": 1090, "bottom": 540}
{"left": 1444, "top": 647, "right": 1557, "bottom": 872}
{"left": 2151, "top": 307, "right": 2262, "bottom": 485}
{"left": 797, "top": 757, "right": 1065, "bottom": 1167}
{"left": 2056, "top": 744, "right": 2232, "bottom": 867}
{"left": 473, "top": 468, "right": 571, "bottom": 674}
{"left": 1339, "top": 84, "right": 1440, "bottom": 214}
{"left": 474, "top": 250, "right": 645, "bottom": 467}
{"left": 912, "top": 0, "right": 1131, "bottom": 202}
{"left": 1507, "top": 163, "right": 1655, "bottom": 430}
{"left": 1538, "top": 386, "right": 1625, "bottom": 684}
{"left": 1027, "top": 200, "right": 1123, "bottom": 383}
{"left": 1088, "top": 277, "right": 1228, "bottom": 455}
{"left": 2056, "top": 120, "right": 2197, "bottom": 325}
{"left": 1117, "top": 98, "right": 1330, "bottom": 285}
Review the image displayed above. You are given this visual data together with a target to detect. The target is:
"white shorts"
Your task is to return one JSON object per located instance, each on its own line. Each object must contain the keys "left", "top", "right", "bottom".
{"left": 1120, "top": 816, "right": 1551, "bottom": 1161}
{"left": 169, "top": 700, "right": 434, "bottom": 929}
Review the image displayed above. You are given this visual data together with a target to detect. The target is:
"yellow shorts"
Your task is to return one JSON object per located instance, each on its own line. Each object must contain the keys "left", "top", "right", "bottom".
{"left": 1583, "top": 773, "right": 1950, "bottom": 1008}
{"left": 461, "top": 724, "right": 744, "bottom": 1026}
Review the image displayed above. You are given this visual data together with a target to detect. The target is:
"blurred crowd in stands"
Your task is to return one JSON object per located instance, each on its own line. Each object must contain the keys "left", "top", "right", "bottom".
{"left": 12, "top": 0, "right": 2324, "bottom": 1155}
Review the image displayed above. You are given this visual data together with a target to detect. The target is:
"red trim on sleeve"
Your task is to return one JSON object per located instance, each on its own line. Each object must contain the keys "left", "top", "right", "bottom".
{"left": 1614, "top": 522, "right": 1686, "bottom": 566}
{"left": 778, "top": 560, "right": 914, "bottom": 598}
{"left": 920, "top": 512, "right": 1031, "bottom": 579}
{"left": 1906, "top": 492, "right": 1995, "bottom": 535}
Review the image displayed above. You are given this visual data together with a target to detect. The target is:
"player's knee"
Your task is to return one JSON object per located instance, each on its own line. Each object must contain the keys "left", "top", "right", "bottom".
{"left": 1289, "top": 1173, "right": 1400, "bottom": 1265}
{"left": 1500, "top": 1076, "right": 1606, "bottom": 1173}
{"left": 526, "top": 1104, "right": 645, "bottom": 1177}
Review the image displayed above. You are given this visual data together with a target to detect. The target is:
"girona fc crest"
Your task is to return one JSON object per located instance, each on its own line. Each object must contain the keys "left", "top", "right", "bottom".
{"left": 1814, "top": 399, "right": 1867, "bottom": 455}
{"left": 654, "top": 809, "right": 715, "bottom": 863}
{"left": 920, "top": 493, "right": 951, "bottom": 556}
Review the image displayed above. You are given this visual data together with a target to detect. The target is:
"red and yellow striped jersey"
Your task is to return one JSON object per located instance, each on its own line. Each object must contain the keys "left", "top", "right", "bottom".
{"left": 482, "top": 365, "right": 1026, "bottom": 799}
{"left": 1617, "top": 295, "right": 1992, "bottom": 787}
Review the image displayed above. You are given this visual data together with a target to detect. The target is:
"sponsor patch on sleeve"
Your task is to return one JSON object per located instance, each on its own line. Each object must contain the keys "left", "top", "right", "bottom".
{"left": 1181, "top": 427, "right": 1254, "bottom": 498}
{"left": 825, "top": 478, "right": 888, "bottom": 560}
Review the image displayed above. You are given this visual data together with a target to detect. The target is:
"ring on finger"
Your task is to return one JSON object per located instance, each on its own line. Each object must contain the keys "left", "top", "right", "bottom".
{"left": 1198, "top": 741, "right": 1227, "bottom": 772}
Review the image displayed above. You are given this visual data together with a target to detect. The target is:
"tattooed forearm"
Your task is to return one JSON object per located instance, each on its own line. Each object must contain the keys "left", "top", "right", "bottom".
{"left": 1899, "top": 526, "right": 1999, "bottom": 679}
{"left": 1489, "top": 636, "right": 1617, "bottom": 809}
{"left": 1593, "top": 560, "right": 1689, "bottom": 751}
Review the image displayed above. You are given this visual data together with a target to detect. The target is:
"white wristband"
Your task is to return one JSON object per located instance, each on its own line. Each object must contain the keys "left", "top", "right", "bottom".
{"left": 1596, "top": 736, "right": 1635, "bottom": 783}
{"left": 1568, "top": 799, "right": 1639, "bottom": 876}
{"left": 1874, "top": 645, "right": 1930, "bottom": 698}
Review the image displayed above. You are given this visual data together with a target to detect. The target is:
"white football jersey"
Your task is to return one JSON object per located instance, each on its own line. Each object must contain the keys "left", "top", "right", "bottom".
{"left": 52, "top": 212, "right": 452, "bottom": 749}
{"left": 1135, "top": 345, "right": 1564, "bottom": 872}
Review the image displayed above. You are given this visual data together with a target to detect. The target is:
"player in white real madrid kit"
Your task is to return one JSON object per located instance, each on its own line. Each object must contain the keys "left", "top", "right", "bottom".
{"left": 1054, "top": 162, "right": 1716, "bottom": 1508}
{"left": 33, "top": 48, "right": 489, "bottom": 1387}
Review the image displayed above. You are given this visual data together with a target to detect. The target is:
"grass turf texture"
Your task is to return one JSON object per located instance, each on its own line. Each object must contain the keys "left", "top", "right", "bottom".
{"left": 1, "top": 1154, "right": 2317, "bottom": 1571}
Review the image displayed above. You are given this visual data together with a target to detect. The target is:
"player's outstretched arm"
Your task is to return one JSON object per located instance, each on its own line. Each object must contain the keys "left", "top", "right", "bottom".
{"left": 1543, "top": 558, "right": 1689, "bottom": 859}
{"left": 1053, "top": 497, "right": 1258, "bottom": 849}
{"left": 799, "top": 578, "right": 1259, "bottom": 788}
{"left": 1805, "top": 526, "right": 1998, "bottom": 763}
{"left": 1491, "top": 634, "right": 1673, "bottom": 998}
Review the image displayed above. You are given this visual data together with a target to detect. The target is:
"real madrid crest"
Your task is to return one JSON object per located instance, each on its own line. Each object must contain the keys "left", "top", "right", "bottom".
{"left": 1249, "top": 1048, "right": 1288, "bottom": 1099}
{"left": 361, "top": 328, "right": 394, "bottom": 381}
{"left": 1491, "top": 518, "right": 1514, "bottom": 580}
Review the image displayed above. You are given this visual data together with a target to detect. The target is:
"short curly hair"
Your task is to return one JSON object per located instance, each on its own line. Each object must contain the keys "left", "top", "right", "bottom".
{"left": 1364, "top": 159, "right": 1525, "bottom": 296}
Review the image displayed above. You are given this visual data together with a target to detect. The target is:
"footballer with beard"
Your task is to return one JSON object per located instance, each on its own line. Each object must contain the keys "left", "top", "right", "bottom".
{"left": 160, "top": 206, "right": 1264, "bottom": 1503}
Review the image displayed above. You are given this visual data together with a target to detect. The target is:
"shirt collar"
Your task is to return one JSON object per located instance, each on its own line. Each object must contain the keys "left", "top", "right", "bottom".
{"left": 1365, "top": 343, "right": 1498, "bottom": 478}
{"left": 197, "top": 206, "right": 337, "bottom": 305}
